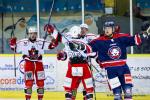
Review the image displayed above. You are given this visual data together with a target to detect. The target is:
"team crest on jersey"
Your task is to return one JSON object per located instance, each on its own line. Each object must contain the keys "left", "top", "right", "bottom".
{"left": 23, "top": 41, "right": 28, "bottom": 46}
{"left": 108, "top": 46, "right": 121, "bottom": 60}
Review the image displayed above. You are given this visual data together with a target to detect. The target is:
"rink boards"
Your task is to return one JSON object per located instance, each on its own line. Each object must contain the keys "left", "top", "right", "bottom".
{"left": 0, "top": 54, "right": 150, "bottom": 94}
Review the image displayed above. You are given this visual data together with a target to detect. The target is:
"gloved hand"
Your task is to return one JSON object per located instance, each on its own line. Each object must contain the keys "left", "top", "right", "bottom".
{"left": 44, "top": 24, "right": 54, "bottom": 35}
{"left": 9, "top": 37, "right": 17, "bottom": 50}
{"left": 57, "top": 50, "right": 67, "bottom": 61}
{"left": 49, "top": 43, "right": 56, "bottom": 49}
{"left": 141, "top": 22, "right": 150, "bottom": 36}
{"left": 48, "top": 38, "right": 57, "bottom": 49}
{"left": 146, "top": 26, "right": 150, "bottom": 36}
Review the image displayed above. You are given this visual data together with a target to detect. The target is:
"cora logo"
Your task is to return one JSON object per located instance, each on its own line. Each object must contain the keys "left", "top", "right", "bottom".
{"left": 0, "top": 77, "right": 24, "bottom": 85}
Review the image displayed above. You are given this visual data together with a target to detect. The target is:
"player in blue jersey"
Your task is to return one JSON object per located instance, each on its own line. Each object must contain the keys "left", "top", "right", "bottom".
{"left": 89, "top": 20, "right": 150, "bottom": 100}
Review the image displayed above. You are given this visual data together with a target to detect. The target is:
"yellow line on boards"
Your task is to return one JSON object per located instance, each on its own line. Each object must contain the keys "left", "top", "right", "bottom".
{"left": 127, "top": 54, "right": 150, "bottom": 57}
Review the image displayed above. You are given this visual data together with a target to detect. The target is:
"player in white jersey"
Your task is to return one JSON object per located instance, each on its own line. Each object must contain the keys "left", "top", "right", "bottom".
{"left": 9, "top": 26, "right": 55, "bottom": 100}
{"left": 73, "top": 23, "right": 97, "bottom": 100}
{"left": 46, "top": 24, "right": 97, "bottom": 100}
{"left": 79, "top": 23, "right": 97, "bottom": 44}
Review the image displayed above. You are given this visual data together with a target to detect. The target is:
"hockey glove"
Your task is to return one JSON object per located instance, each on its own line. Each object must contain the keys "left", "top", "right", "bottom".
{"left": 141, "top": 22, "right": 150, "bottom": 37}
{"left": 48, "top": 38, "right": 58, "bottom": 49}
{"left": 48, "top": 42, "right": 56, "bottom": 49}
{"left": 44, "top": 24, "right": 54, "bottom": 35}
{"left": 57, "top": 50, "right": 67, "bottom": 61}
{"left": 146, "top": 26, "right": 150, "bottom": 36}
{"left": 9, "top": 37, "right": 17, "bottom": 50}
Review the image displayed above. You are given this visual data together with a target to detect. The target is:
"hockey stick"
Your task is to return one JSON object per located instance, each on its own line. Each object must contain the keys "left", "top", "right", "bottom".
{"left": 4, "top": 17, "right": 25, "bottom": 32}
{"left": 42, "top": 0, "right": 55, "bottom": 49}
{"left": 91, "top": 68, "right": 97, "bottom": 100}
{"left": 10, "top": 7, "right": 17, "bottom": 77}
{"left": 90, "top": 63, "right": 101, "bottom": 74}
{"left": 59, "top": 28, "right": 68, "bottom": 35}
{"left": 88, "top": 59, "right": 97, "bottom": 100}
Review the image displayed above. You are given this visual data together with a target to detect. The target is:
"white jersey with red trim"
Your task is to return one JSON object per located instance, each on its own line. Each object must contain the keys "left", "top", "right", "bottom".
{"left": 16, "top": 38, "right": 51, "bottom": 61}
{"left": 62, "top": 33, "right": 97, "bottom": 63}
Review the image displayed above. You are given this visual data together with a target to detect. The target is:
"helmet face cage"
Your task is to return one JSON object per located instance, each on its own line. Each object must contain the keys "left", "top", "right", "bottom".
{"left": 103, "top": 21, "right": 115, "bottom": 32}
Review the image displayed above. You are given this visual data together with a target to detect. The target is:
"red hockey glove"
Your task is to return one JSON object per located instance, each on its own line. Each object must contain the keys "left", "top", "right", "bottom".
{"left": 57, "top": 51, "right": 67, "bottom": 61}
{"left": 48, "top": 38, "right": 57, "bottom": 49}
{"left": 9, "top": 37, "right": 17, "bottom": 50}
{"left": 49, "top": 42, "right": 56, "bottom": 49}
{"left": 44, "top": 24, "right": 54, "bottom": 35}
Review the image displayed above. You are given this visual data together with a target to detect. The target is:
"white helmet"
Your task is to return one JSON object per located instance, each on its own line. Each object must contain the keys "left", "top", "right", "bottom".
{"left": 28, "top": 26, "right": 37, "bottom": 33}
{"left": 80, "top": 23, "right": 88, "bottom": 29}
{"left": 69, "top": 26, "right": 81, "bottom": 38}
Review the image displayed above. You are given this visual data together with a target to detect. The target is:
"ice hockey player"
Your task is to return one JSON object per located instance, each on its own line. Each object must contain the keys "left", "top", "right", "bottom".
{"left": 46, "top": 24, "right": 97, "bottom": 100}
{"left": 65, "top": 23, "right": 97, "bottom": 100}
{"left": 78, "top": 23, "right": 97, "bottom": 100}
{"left": 9, "top": 26, "right": 55, "bottom": 100}
{"left": 89, "top": 20, "right": 150, "bottom": 100}
{"left": 79, "top": 23, "right": 97, "bottom": 43}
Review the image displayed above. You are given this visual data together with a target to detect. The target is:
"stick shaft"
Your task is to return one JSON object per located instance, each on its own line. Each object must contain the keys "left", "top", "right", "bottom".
{"left": 11, "top": 8, "right": 17, "bottom": 77}
{"left": 42, "top": 0, "right": 55, "bottom": 49}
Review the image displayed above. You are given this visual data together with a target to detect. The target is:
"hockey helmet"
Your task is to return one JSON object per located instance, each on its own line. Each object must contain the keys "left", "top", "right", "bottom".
{"left": 103, "top": 21, "right": 115, "bottom": 32}
{"left": 69, "top": 26, "right": 81, "bottom": 38}
{"left": 28, "top": 26, "right": 38, "bottom": 33}
{"left": 80, "top": 23, "right": 88, "bottom": 29}
{"left": 104, "top": 21, "right": 115, "bottom": 27}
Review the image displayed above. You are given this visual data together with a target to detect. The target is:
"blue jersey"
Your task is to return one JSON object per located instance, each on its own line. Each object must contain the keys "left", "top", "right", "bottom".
{"left": 89, "top": 33, "right": 142, "bottom": 68}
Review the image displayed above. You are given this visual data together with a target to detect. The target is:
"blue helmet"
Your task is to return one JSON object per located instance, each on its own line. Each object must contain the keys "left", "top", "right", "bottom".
{"left": 103, "top": 21, "right": 115, "bottom": 27}
{"left": 103, "top": 21, "right": 115, "bottom": 32}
